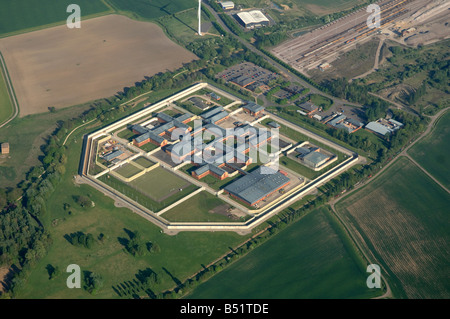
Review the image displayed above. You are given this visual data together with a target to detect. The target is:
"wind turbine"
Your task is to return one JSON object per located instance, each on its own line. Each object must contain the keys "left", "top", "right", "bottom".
{"left": 198, "top": 0, "right": 203, "bottom": 36}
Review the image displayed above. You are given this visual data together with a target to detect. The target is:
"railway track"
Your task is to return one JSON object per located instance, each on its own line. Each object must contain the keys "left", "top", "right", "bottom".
{"left": 273, "top": 0, "right": 426, "bottom": 69}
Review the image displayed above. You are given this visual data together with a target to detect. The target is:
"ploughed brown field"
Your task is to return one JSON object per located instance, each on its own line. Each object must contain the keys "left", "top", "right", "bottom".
{"left": 0, "top": 15, "right": 197, "bottom": 116}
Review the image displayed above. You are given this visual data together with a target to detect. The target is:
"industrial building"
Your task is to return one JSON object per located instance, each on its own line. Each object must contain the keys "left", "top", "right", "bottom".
{"left": 298, "top": 102, "right": 319, "bottom": 115}
{"left": 326, "top": 114, "right": 363, "bottom": 134}
{"left": 365, "top": 118, "right": 404, "bottom": 137}
{"left": 220, "top": 1, "right": 235, "bottom": 10}
{"left": 236, "top": 10, "right": 270, "bottom": 29}
{"left": 224, "top": 166, "right": 290, "bottom": 206}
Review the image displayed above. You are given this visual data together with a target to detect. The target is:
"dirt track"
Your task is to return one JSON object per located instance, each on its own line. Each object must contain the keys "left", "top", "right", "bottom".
{"left": 0, "top": 15, "right": 197, "bottom": 116}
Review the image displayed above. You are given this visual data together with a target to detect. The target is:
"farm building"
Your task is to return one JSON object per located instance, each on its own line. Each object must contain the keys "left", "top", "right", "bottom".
{"left": 224, "top": 166, "right": 290, "bottom": 206}
{"left": 236, "top": 10, "right": 270, "bottom": 29}
{"left": 242, "top": 102, "right": 264, "bottom": 116}
{"left": 220, "top": 1, "right": 235, "bottom": 10}
{"left": 1, "top": 142, "right": 10, "bottom": 154}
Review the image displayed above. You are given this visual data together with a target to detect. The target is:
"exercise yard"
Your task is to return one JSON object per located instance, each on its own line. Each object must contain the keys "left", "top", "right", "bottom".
{"left": 128, "top": 166, "right": 192, "bottom": 202}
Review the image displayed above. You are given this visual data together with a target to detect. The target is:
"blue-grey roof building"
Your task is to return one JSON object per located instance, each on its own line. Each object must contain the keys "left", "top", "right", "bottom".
{"left": 224, "top": 167, "right": 290, "bottom": 206}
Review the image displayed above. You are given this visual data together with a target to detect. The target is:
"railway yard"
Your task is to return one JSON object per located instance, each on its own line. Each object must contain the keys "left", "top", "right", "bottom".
{"left": 271, "top": 0, "right": 450, "bottom": 73}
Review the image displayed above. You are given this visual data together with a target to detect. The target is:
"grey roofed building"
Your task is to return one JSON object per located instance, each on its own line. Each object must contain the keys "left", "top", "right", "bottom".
{"left": 365, "top": 122, "right": 391, "bottom": 136}
{"left": 346, "top": 118, "right": 364, "bottom": 127}
{"left": 243, "top": 102, "right": 264, "bottom": 114}
{"left": 224, "top": 166, "right": 290, "bottom": 205}
{"left": 131, "top": 124, "right": 149, "bottom": 135}
{"left": 233, "top": 75, "right": 254, "bottom": 87}
{"left": 201, "top": 106, "right": 224, "bottom": 119}
{"left": 303, "top": 151, "right": 330, "bottom": 168}
{"left": 204, "top": 123, "right": 228, "bottom": 138}
{"left": 194, "top": 163, "right": 227, "bottom": 177}
{"left": 298, "top": 102, "right": 318, "bottom": 113}
{"left": 388, "top": 119, "right": 403, "bottom": 127}
{"left": 206, "top": 111, "right": 229, "bottom": 124}
{"left": 135, "top": 132, "right": 166, "bottom": 145}
{"left": 103, "top": 149, "right": 123, "bottom": 161}
{"left": 267, "top": 121, "right": 280, "bottom": 128}
{"left": 175, "top": 113, "right": 192, "bottom": 123}
{"left": 295, "top": 147, "right": 310, "bottom": 157}
{"left": 156, "top": 112, "right": 173, "bottom": 123}
{"left": 189, "top": 97, "right": 209, "bottom": 110}
{"left": 335, "top": 123, "right": 354, "bottom": 133}
{"left": 329, "top": 114, "right": 346, "bottom": 127}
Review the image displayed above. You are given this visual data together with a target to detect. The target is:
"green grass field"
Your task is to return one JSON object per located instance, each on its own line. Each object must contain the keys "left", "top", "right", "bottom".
{"left": 114, "top": 163, "right": 142, "bottom": 179}
{"left": 129, "top": 166, "right": 190, "bottom": 200}
{"left": 132, "top": 156, "right": 155, "bottom": 169}
{"left": 279, "top": 156, "right": 321, "bottom": 180}
{"left": 162, "top": 191, "right": 245, "bottom": 223}
{"left": 408, "top": 111, "right": 450, "bottom": 189}
{"left": 0, "top": 0, "right": 111, "bottom": 37}
{"left": 309, "top": 94, "right": 333, "bottom": 111}
{"left": 336, "top": 157, "right": 450, "bottom": 298}
{"left": 0, "top": 104, "right": 95, "bottom": 188}
{"left": 187, "top": 206, "right": 381, "bottom": 299}
{"left": 99, "top": 172, "right": 196, "bottom": 212}
{"left": 0, "top": 65, "right": 13, "bottom": 125}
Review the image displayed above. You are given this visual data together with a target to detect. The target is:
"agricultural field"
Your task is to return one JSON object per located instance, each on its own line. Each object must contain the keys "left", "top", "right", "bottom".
{"left": 0, "top": 14, "right": 197, "bottom": 116}
{"left": 187, "top": 206, "right": 380, "bottom": 299}
{"left": 408, "top": 111, "right": 450, "bottom": 189}
{"left": 107, "top": 0, "right": 196, "bottom": 21}
{"left": 0, "top": 0, "right": 111, "bottom": 37}
{"left": 0, "top": 65, "right": 13, "bottom": 125}
{"left": 336, "top": 157, "right": 450, "bottom": 298}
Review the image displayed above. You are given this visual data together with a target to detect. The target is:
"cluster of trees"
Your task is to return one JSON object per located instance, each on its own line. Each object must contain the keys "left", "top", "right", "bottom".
{"left": 219, "top": 13, "right": 243, "bottom": 36}
{"left": 83, "top": 271, "right": 103, "bottom": 295}
{"left": 73, "top": 195, "right": 92, "bottom": 208}
{"left": 321, "top": 78, "right": 390, "bottom": 121}
{"left": 113, "top": 268, "right": 159, "bottom": 299}
{"left": 66, "top": 232, "right": 96, "bottom": 249}
{"left": 46, "top": 264, "right": 61, "bottom": 280}
{"left": 122, "top": 230, "right": 160, "bottom": 257}
{"left": 405, "top": 81, "right": 427, "bottom": 105}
